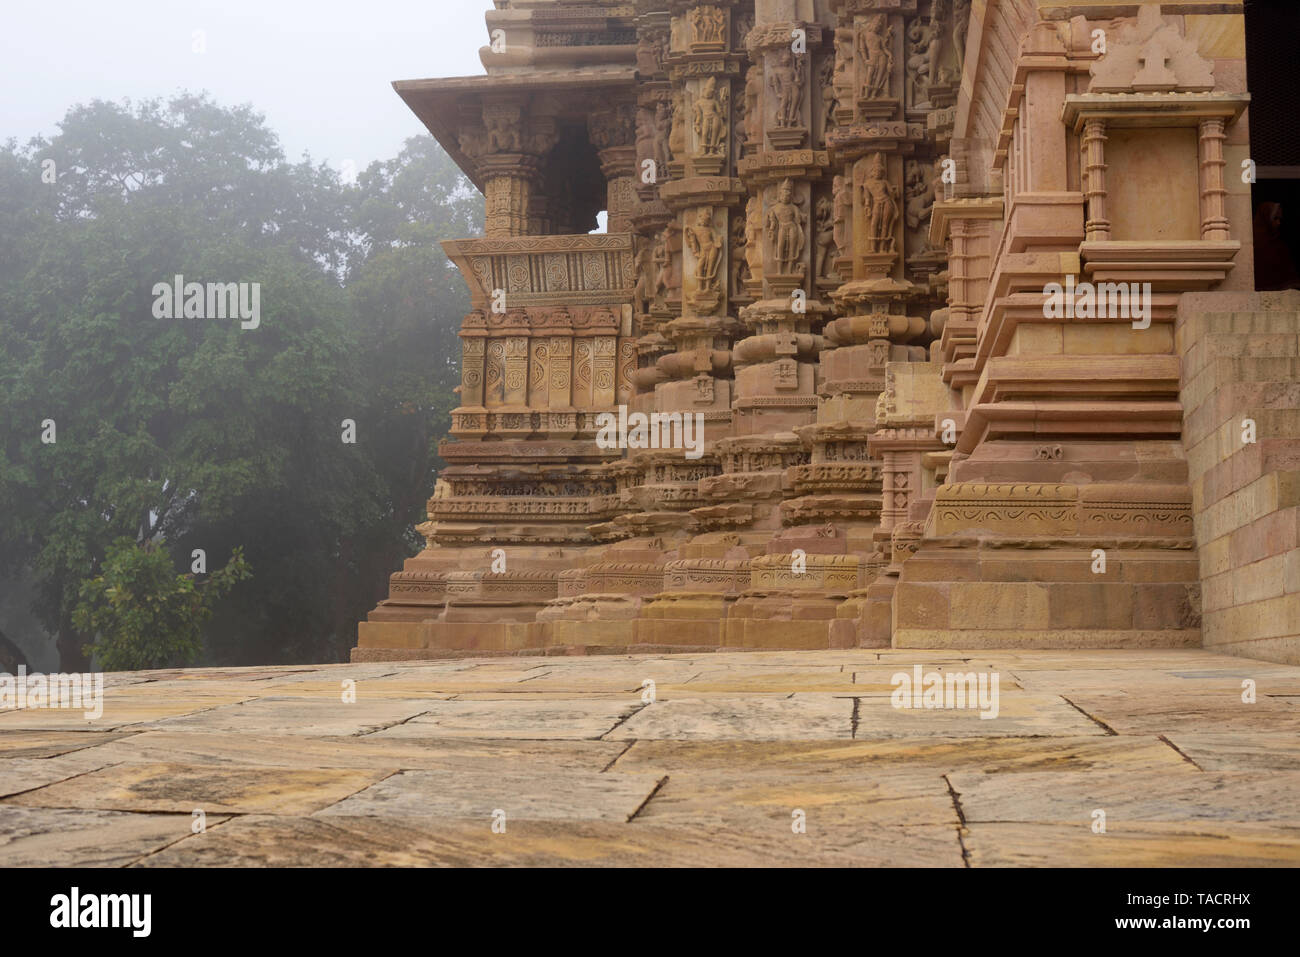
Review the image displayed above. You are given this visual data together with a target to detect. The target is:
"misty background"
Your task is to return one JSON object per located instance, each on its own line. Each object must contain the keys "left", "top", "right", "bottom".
{"left": 0, "top": 2, "right": 495, "bottom": 671}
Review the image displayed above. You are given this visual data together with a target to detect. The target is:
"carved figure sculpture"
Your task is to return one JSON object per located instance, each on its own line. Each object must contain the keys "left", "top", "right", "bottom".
{"left": 857, "top": 14, "right": 894, "bottom": 99}
{"left": 859, "top": 153, "right": 899, "bottom": 254}
{"left": 684, "top": 208, "right": 723, "bottom": 295}
{"left": 693, "top": 76, "right": 729, "bottom": 156}
{"left": 766, "top": 179, "right": 806, "bottom": 275}
{"left": 770, "top": 49, "right": 805, "bottom": 128}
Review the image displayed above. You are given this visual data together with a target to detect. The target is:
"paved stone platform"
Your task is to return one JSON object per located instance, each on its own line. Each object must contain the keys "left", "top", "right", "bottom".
{"left": 2, "top": 648, "right": 1299, "bottom": 867}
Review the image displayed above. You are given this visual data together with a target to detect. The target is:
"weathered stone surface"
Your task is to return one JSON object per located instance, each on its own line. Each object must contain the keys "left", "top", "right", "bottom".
{"left": 0, "top": 695, "right": 254, "bottom": 730}
{"left": 0, "top": 806, "right": 227, "bottom": 867}
{"left": 372, "top": 697, "right": 642, "bottom": 740}
{"left": 317, "top": 768, "right": 664, "bottom": 822}
{"left": 133, "top": 815, "right": 963, "bottom": 868}
{"left": 70, "top": 730, "right": 626, "bottom": 773}
{"left": 0, "top": 752, "right": 113, "bottom": 799}
{"left": 949, "top": 769, "right": 1300, "bottom": 826}
{"left": 5, "top": 761, "right": 390, "bottom": 815}
{"left": 964, "top": 821, "right": 1300, "bottom": 867}
{"left": 0, "top": 730, "right": 131, "bottom": 759}
{"left": 606, "top": 695, "right": 854, "bottom": 741}
{"left": 2, "top": 649, "right": 1298, "bottom": 866}
{"left": 1061, "top": 691, "right": 1300, "bottom": 735}
{"left": 150, "top": 697, "right": 448, "bottom": 737}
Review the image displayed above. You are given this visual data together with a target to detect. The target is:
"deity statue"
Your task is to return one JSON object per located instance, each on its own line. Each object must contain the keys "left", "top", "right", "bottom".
{"left": 929, "top": 0, "right": 952, "bottom": 88}
{"left": 859, "top": 153, "right": 899, "bottom": 254}
{"left": 954, "top": 0, "right": 971, "bottom": 75}
{"left": 907, "top": 18, "right": 932, "bottom": 107}
{"left": 832, "top": 174, "right": 852, "bottom": 262}
{"left": 814, "top": 196, "right": 837, "bottom": 281}
{"left": 744, "top": 197, "right": 764, "bottom": 281}
{"left": 684, "top": 208, "right": 723, "bottom": 295}
{"left": 485, "top": 113, "right": 522, "bottom": 153}
{"left": 832, "top": 30, "right": 854, "bottom": 112}
{"left": 765, "top": 179, "right": 806, "bottom": 276}
{"left": 905, "top": 160, "right": 936, "bottom": 257}
{"left": 743, "top": 65, "right": 762, "bottom": 146}
{"left": 769, "top": 49, "right": 805, "bottom": 129}
{"left": 654, "top": 100, "right": 672, "bottom": 173}
{"left": 730, "top": 215, "right": 749, "bottom": 294}
{"left": 693, "top": 77, "right": 729, "bottom": 157}
{"left": 857, "top": 14, "right": 894, "bottom": 100}
{"left": 669, "top": 91, "right": 687, "bottom": 162}
{"left": 819, "top": 57, "right": 837, "bottom": 132}
{"left": 652, "top": 231, "right": 672, "bottom": 307}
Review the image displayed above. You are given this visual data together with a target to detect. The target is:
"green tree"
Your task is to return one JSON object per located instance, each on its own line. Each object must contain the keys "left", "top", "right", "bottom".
{"left": 73, "top": 539, "right": 250, "bottom": 671}
{"left": 0, "top": 94, "right": 480, "bottom": 670}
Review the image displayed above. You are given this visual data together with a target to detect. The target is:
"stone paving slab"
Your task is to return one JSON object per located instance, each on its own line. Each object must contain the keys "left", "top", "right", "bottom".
{"left": 948, "top": 769, "right": 1300, "bottom": 825}
{"left": 317, "top": 768, "right": 664, "bottom": 822}
{"left": 611, "top": 735, "right": 1192, "bottom": 775}
{"left": 0, "top": 695, "right": 255, "bottom": 730}
{"left": 371, "top": 697, "right": 642, "bottom": 740}
{"left": 1061, "top": 691, "right": 1300, "bottom": 735}
{"left": 1, "top": 648, "right": 1298, "bottom": 866}
{"left": 964, "top": 822, "right": 1300, "bottom": 868}
{"left": 605, "top": 694, "right": 854, "bottom": 741}
{"left": 0, "top": 730, "right": 132, "bottom": 759}
{"left": 149, "top": 697, "right": 448, "bottom": 736}
{"left": 4, "top": 761, "right": 390, "bottom": 815}
{"left": 68, "top": 730, "right": 626, "bottom": 773}
{"left": 0, "top": 752, "right": 114, "bottom": 799}
{"left": 1161, "top": 732, "right": 1300, "bottom": 771}
{"left": 0, "top": 806, "right": 228, "bottom": 867}
{"left": 131, "top": 814, "right": 964, "bottom": 867}
{"left": 852, "top": 691, "right": 1103, "bottom": 738}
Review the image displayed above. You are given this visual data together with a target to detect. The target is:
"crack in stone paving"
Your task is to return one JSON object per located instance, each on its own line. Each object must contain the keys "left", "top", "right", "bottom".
{"left": 942, "top": 774, "right": 971, "bottom": 868}
{"left": 1060, "top": 696, "right": 1118, "bottom": 735}
{"left": 124, "top": 812, "right": 242, "bottom": 868}
{"left": 625, "top": 775, "right": 669, "bottom": 823}
{"left": 1157, "top": 734, "right": 1204, "bottom": 771}
{"left": 598, "top": 701, "right": 650, "bottom": 740}
{"left": 354, "top": 710, "right": 432, "bottom": 737}
{"left": 601, "top": 740, "right": 637, "bottom": 772}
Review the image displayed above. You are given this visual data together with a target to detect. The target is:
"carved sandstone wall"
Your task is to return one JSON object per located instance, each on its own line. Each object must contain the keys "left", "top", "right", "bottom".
{"left": 356, "top": 0, "right": 1283, "bottom": 661}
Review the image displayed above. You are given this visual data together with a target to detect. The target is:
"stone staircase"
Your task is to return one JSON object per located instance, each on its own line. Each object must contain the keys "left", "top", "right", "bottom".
{"left": 1178, "top": 291, "right": 1300, "bottom": 665}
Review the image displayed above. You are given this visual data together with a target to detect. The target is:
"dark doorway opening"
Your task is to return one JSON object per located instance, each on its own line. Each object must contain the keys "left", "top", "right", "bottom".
{"left": 1245, "top": 0, "right": 1300, "bottom": 290}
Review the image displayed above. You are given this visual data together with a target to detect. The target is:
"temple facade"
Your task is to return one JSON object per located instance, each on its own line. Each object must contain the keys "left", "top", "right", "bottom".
{"left": 357, "top": 0, "right": 1300, "bottom": 666}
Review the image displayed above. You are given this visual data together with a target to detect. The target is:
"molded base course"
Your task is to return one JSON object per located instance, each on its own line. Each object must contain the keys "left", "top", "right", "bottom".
{"left": 893, "top": 628, "right": 1202, "bottom": 649}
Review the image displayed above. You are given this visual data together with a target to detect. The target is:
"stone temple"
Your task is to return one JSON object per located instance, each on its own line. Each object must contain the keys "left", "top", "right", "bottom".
{"left": 356, "top": 0, "right": 1300, "bottom": 665}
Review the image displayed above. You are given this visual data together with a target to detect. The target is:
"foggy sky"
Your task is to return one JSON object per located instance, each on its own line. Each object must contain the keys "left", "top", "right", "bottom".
{"left": 1, "top": 1, "right": 491, "bottom": 170}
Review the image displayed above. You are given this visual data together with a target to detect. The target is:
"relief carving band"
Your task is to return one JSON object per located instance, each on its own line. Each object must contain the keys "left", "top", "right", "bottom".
{"left": 689, "top": 5, "right": 726, "bottom": 47}
{"left": 766, "top": 179, "right": 806, "bottom": 276}
{"left": 693, "top": 76, "right": 729, "bottom": 157}
{"left": 860, "top": 153, "right": 899, "bottom": 254}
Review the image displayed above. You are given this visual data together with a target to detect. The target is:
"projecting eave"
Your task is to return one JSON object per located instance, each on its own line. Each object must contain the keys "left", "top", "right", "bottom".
{"left": 393, "top": 68, "right": 639, "bottom": 192}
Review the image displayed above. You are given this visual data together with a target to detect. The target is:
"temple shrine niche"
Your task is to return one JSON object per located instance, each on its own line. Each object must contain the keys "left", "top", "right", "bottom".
{"left": 358, "top": 2, "right": 1297, "bottom": 667}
